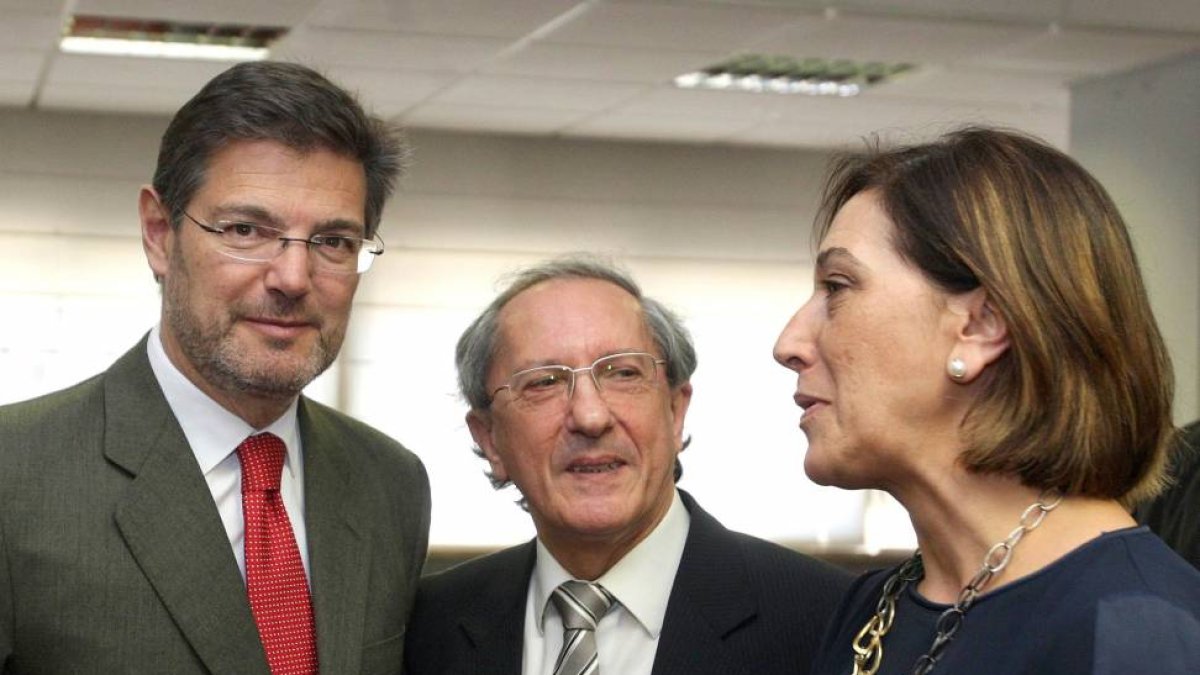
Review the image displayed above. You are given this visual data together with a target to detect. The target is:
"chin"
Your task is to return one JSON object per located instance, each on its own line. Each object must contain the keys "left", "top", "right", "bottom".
{"left": 560, "top": 502, "right": 635, "bottom": 535}
{"left": 803, "top": 447, "right": 857, "bottom": 489}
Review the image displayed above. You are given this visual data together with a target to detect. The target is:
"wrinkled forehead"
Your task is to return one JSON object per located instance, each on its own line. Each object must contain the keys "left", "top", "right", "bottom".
{"left": 492, "top": 278, "right": 652, "bottom": 369}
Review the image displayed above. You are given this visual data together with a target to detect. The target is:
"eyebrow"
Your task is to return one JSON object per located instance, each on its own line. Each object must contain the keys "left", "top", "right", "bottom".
{"left": 211, "top": 203, "right": 365, "bottom": 236}
{"left": 815, "top": 247, "right": 865, "bottom": 272}
{"left": 511, "top": 349, "right": 650, "bottom": 372}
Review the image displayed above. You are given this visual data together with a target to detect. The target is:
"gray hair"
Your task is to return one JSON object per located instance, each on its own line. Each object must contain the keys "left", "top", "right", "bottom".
{"left": 152, "top": 61, "right": 408, "bottom": 238}
{"left": 455, "top": 255, "right": 698, "bottom": 411}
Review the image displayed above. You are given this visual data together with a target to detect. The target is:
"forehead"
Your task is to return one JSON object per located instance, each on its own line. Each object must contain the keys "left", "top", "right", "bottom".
{"left": 192, "top": 139, "right": 367, "bottom": 220}
{"left": 819, "top": 191, "right": 900, "bottom": 263}
{"left": 494, "top": 278, "right": 651, "bottom": 365}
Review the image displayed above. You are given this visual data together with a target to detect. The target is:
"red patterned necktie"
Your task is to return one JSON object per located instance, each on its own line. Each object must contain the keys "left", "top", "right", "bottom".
{"left": 237, "top": 432, "right": 319, "bottom": 674}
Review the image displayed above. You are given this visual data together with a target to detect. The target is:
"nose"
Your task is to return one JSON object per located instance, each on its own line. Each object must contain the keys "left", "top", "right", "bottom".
{"left": 564, "top": 371, "right": 615, "bottom": 437}
{"left": 773, "top": 297, "right": 820, "bottom": 373}
{"left": 263, "top": 241, "right": 314, "bottom": 298}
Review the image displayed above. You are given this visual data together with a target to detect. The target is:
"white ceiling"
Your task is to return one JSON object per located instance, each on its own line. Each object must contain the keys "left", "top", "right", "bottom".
{"left": 2, "top": 0, "right": 1197, "bottom": 149}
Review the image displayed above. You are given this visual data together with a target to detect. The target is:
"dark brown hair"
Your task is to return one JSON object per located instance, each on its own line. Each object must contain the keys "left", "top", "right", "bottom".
{"left": 816, "top": 126, "right": 1174, "bottom": 503}
{"left": 154, "top": 61, "right": 407, "bottom": 237}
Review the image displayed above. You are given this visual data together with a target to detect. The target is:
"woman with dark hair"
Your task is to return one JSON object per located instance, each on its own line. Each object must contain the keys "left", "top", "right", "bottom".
{"left": 773, "top": 127, "right": 1200, "bottom": 674}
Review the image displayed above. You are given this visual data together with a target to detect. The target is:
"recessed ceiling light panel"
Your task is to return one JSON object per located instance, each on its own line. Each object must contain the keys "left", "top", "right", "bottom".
{"left": 674, "top": 54, "right": 912, "bottom": 97}
{"left": 61, "top": 14, "right": 287, "bottom": 61}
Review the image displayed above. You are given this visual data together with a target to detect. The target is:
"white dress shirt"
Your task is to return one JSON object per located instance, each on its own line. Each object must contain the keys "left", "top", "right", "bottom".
{"left": 523, "top": 489, "right": 691, "bottom": 675}
{"left": 146, "top": 324, "right": 310, "bottom": 582}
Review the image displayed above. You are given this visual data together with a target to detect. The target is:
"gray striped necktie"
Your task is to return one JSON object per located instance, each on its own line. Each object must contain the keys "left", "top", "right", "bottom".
{"left": 550, "top": 580, "right": 618, "bottom": 675}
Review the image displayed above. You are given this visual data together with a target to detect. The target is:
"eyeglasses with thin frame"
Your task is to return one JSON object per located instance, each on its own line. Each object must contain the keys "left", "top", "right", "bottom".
{"left": 489, "top": 352, "right": 668, "bottom": 410}
{"left": 181, "top": 210, "right": 384, "bottom": 274}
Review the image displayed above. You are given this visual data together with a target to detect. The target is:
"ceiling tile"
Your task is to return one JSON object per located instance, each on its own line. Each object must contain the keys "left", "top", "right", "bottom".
{"left": 45, "top": 53, "right": 232, "bottom": 89}
{"left": 613, "top": 85, "right": 783, "bottom": 118}
{"left": 307, "top": 0, "right": 583, "bottom": 39}
{"left": 562, "top": 109, "right": 759, "bottom": 144}
{"left": 0, "top": 49, "right": 46, "bottom": 82}
{"left": 793, "top": 0, "right": 1061, "bottom": 25}
{"left": 0, "top": 11, "right": 63, "bottom": 50}
{"left": 1065, "top": 0, "right": 1200, "bottom": 34}
{"left": 4, "top": 0, "right": 1186, "bottom": 151}
{"left": 870, "top": 65, "right": 1070, "bottom": 109}
{"left": 543, "top": 1, "right": 812, "bottom": 52}
{"left": 433, "top": 74, "right": 646, "bottom": 111}
{"left": 732, "top": 94, "right": 1068, "bottom": 149}
{"left": 753, "top": 12, "right": 1045, "bottom": 65}
{"left": 975, "top": 26, "right": 1200, "bottom": 77}
{"left": 272, "top": 25, "right": 510, "bottom": 72}
{"left": 38, "top": 82, "right": 195, "bottom": 114}
{"left": 401, "top": 101, "right": 588, "bottom": 135}
{"left": 72, "top": 0, "right": 318, "bottom": 25}
{"left": 484, "top": 42, "right": 723, "bottom": 83}
{"left": 321, "top": 65, "right": 457, "bottom": 116}
{"left": 0, "top": 80, "right": 35, "bottom": 107}
{"left": 0, "top": 0, "right": 64, "bottom": 9}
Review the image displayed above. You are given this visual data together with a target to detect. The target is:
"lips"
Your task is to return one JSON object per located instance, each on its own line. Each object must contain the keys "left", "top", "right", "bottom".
{"left": 793, "top": 392, "right": 828, "bottom": 409}
{"left": 793, "top": 391, "right": 830, "bottom": 426}
{"left": 243, "top": 316, "right": 317, "bottom": 340}
{"left": 566, "top": 458, "right": 626, "bottom": 474}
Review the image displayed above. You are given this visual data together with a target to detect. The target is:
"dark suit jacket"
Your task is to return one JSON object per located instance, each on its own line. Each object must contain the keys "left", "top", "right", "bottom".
{"left": 0, "top": 339, "right": 431, "bottom": 674}
{"left": 403, "top": 490, "right": 851, "bottom": 674}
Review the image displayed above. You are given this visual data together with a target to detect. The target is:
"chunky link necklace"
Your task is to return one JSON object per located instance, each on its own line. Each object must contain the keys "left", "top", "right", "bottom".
{"left": 850, "top": 492, "right": 1063, "bottom": 675}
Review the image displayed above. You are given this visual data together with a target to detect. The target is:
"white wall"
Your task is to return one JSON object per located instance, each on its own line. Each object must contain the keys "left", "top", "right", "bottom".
{"left": 0, "top": 109, "right": 873, "bottom": 551}
{"left": 7, "top": 73, "right": 1194, "bottom": 553}
{"left": 1070, "top": 52, "right": 1200, "bottom": 425}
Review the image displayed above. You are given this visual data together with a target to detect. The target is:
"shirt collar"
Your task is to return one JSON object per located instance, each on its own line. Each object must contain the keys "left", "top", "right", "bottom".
{"left": 146, "top": 324, "right": 301, "bottom": 476}
{"left": 533, "top": 489, "right": 690, "bottom": 638}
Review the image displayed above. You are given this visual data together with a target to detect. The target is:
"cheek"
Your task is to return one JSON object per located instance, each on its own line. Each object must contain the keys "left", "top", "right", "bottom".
{"left": 493, "top": 419, "right": 560, "bottom": 473}
{"left": 313, "top": 281, "right": 359, "bottom": 327}
{"left": 627, "top": 407, "right": 682, "bottom": 460}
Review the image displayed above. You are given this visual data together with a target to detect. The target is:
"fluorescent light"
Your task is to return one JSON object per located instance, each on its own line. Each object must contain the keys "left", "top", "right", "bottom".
{"left": 61, "top": 36, "right": 268, "bottom": 61}
{"left": 60, "top": 15, "right": 285, "bottom": 62}
{"left": 673, "top": 54, "right": 912, "bottom": 97}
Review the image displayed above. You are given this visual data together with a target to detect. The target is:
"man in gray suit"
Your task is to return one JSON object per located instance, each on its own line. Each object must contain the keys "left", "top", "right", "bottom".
{"left": 0, "top": 62, "right": 430, "bottom": 674}
{"left": 404, "top": 258, "right": 849, "bottom": 674}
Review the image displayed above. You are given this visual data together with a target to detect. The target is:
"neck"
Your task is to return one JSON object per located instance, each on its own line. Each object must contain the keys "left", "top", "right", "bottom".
{"left": 542, "top": 539, "right": 632, "bottom": 581}
{"left": 536, "top": 496, "right": 672, "bottom": 581}
{"left": 897, "top": 473, "right": 1134, "bottom": 603}
{"left": 214, "top": 392, "right": 294, "bottom": 430}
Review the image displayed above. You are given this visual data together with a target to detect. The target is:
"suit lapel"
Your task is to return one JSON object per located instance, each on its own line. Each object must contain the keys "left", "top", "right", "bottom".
{"left": 652, "top": 490, "right": 757, "bottom": 675}
{"left": 300, "top": 400, "right": 372, "bottom": 674}
{"left": 107, "top": 341, "right": 269, "bottom": 674}
{"left": 456, "top": 543, "right": 534, "bottom": 674}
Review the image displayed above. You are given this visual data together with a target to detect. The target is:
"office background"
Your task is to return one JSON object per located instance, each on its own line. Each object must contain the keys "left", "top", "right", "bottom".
{"left": 1, "top": 0, "right": 1197, "bottom": 561}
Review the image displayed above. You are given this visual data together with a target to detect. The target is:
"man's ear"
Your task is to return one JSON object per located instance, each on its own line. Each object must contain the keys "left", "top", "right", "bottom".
{"left": 669, "top": 382, "right": 693, "bottom": 452}
{"left": 139, "top": 186, "right": 173, "bottom": 281}
{"left": 466, "top": 409, "right": 509, "bottom": 483}
{"left": 945, "top": 287, "right": 1010, "bottom": 383}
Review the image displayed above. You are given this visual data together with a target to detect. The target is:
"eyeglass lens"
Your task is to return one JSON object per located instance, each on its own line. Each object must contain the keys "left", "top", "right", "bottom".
{"left": 508, "top": 353, "right": 660, "bottom": 407}
{"left": 190, "top": 214, "right": 380, "bottom": 274}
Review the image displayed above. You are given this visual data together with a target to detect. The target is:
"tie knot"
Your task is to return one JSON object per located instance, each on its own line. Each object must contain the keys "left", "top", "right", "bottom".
{"left": 551, "top": 580, "right": 616, "bottom": 631}
{"left": 237, "top": 433, "right": 286, "bottom": 493}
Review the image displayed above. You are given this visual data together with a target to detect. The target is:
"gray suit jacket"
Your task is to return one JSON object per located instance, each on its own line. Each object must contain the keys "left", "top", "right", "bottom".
{"left": 404, "top": 490, "right": 851, "bottom": 674}
{"left": 0, "top": 338, "right": 431, "bottom": 674}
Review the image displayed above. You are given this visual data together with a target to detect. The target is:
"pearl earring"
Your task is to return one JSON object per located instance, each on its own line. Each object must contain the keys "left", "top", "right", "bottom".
{"left": 948, "top": 357, "right": 967, "bottom": 380}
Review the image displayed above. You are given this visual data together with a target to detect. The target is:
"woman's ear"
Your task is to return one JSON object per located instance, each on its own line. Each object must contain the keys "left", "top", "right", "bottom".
{"left": 945, "top": 287, "right": 1009, "bottom": 383}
